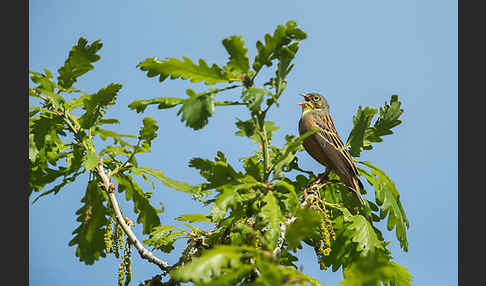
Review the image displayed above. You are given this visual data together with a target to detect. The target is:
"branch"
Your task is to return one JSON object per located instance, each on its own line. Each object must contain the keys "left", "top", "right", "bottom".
{"left": 273, "top": 182, "right": 332, "bottom": 257}
{"left": 96, "top": 157, "right": 170, "bottom": 272}
{"left": 272, "top": 216, "right": 296, "bottom": 257}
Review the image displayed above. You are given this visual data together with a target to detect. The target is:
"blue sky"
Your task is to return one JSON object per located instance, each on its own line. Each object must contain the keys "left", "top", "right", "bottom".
{"left": 29, "top": 1, "right": 457, "bottom": 285}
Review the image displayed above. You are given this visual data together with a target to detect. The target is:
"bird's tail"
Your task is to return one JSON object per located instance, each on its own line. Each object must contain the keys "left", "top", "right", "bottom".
{"left": 351, "top": 177, "right": 366, "bottom": 205}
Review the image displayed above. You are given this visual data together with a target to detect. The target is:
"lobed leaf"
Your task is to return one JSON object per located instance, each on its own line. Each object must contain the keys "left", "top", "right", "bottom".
{"left": 347, "top": 107, "right": 378, "bottom": 157}
{"left": 286, "top": 207, "right": 322, "bottom": 250}
{"left": 258, "top": 191, "right": 284, "bottom": 250}
{"left": 78, "top": 83, "right": 122, "bottom": 129}
{"left": 138, "top": 56, "right": 238, "bottom": 85}
{"left": 280, "top": 266, "right": 325, "bottom": 286}
{"left": 113, "top": 174, "right": 160, "bottom": 234}
{"left": 176, "top": 213, "right": 211, "bottom": 223}
{"left": 358, "top": 161, "right": 409, "bottom": 252}
{"left": 131, "top": 166, "right": 203, "bottom": 198}
{"left": 210, "top": 184, "right": 244, "bottom": 222}
{"left": 177, "top": 89, "right": 216, "bottom": 130}
{"left": 128, "top": 97, "right": 184, "bottom": 113}
{"left": 57, "top": 37, "right": 103, "bottom": 89}
{"left": 143, "top": 225, "right": 187, "bottom": 253}
{"left": 271, "top": 128, "right": 319, "bottom": 179}
{"left": 347, "top": 95, "right": 403, "bottom": 157}
{"left": 170, "top": 245, "right": 249, "bottom": 284}
{"left": 341, "top": 250, "right": 413, "bottom": 286}
{"left": 81, "top": 149, "right": 99, "bottom": 171}
{"left": 189, "top": 152, "right": 241, "bottom": 190}
{"left": 138, "top": 117, "right": 159, "bottom": 150}
{"left": 68, "top": 181, "right": 108, "bottom": 265}
{"left": 276, "top": 43, "right": 299, "bottom": 80}
{"left": 92, "top": 127, "right": 136, "bottom": 147}
{"left": 253, "top": 20, "right": 307, "bottom": 73}
{"left": 346, "top": 213, "right": 384, "bottom": 256}
{"left": 235, "top": 120, "right": 280, "bottom": 146}
{"left": 222, "top": 35, "right": 250, "bottom": 75}
{"left": 241, "top": 87, "right": 266, "bottom": 114}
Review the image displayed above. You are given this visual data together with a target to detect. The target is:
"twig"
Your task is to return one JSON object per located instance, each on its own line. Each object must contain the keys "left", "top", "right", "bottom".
{"left": 272, "top": 216, "right": 296, "bottom": 257}
{"left": 272, "top": 182, "right": 331, "bottom": 257}
{"left": 96, "top": 157, "right": 170, "bottom": 272}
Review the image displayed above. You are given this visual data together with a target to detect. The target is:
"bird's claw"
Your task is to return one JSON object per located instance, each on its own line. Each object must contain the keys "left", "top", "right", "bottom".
{"left": 313, "top": 171, "right": 330, "bottom": 186}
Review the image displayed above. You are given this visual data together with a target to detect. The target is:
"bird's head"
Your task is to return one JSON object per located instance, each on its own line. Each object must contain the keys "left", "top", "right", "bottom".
{"left": 298, "top": 92, "right": 330, "bottom": 114}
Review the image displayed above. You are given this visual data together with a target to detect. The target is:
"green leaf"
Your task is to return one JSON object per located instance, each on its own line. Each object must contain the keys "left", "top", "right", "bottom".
{"left": 32, "top": 170, "right": 85, "bottom": 203}
{"left": 273, "top": 180, "right": 299, "bottom": 215}
{"left": 92, "top": 127, "right": 136, "bottom": 146}
{"left": 189, "top": 153, "right": 241, "bottom": 189}
{"left": 198, "top": 265, "right": 253, "bottom": 286}
{"left": 30, "top": 71, "right": 57, "bottom": 93}
{"left": 347, "top": 95, "right": 403, "bottom": 157}
{"left": 138, "top": 56, "right": 238, "bottom": 85}
{"left": 82, "top": 149, "right": 99, "bottom": 171}
{"left": 131, "top": 166, "right": 199, "bottom": 196}
{"left": 286, "top": 207, "right": 322, "bottom": 250}
{"left": 138, "top": 117, "right": 159, "bottom": 150}
{"left": 347, "top": 106, "right": 378, "bottom": 157}
{"left": 258, "top": 191, "right": 283, "bottom": 250}
{"left": 254, "top": 261, "right": 283, "bottom": 285}
{"left": 176, "top": 213, "right": 211, "bottom": 223}
{"left": 347, "top": 214, "right": 384, "bottom": 256}
{"left": 373, "top": 94, "right": 404, "bottom": 139}
{"left": 358, "top": 161, "right": 409, "bottom": 251}
{"left": 29, "top": 133, "right": 39, "bottom": 162}
{"left": 78, "top": 83, "right": 122, "bottom": 129}
{"left": 170, "top": 245, "right": 245, "bottom": 284}
{"left": 235, "top": 120, "right": 279, "bottom": 145}
{"left": 210, "top": 185, "right": 243, "bottom": 222}
{"left": 30, "top": 112, "right": 66, "bottom": 154}
{"left": 253, "top": 21, "right": 307, "bottom": 73}
{"left": 128, "top": 97, "right": 184, "bottom": 113}
{"left": 177, "top": 89, "right": 215, "bottom": 130}
{"left": 68, "top": 181, "right": 108, "bottom": 265}
{"left": 241, "top": 87, "right": 266, "bottom": 114}
{"left": 113, "top": 174, "right": 160, "bottom": 234}
{"left": 98, "top": 118, "right": 120, "bottom": 125}
{"left": 143, "top": 225, "right": 186, "bottom": 253}
{"left": 57, "top": 37, "right": 103, "bottom": 89}
{"left": 280, "top": 266, "right": 325, "bottom": 286}
{"left": 341, "top": 251, "right": 413, "bottom": 286}
{"left": 276, "top": 43, "right": 299, "bottom": 80}
{"left": 210, "top": 179, "right": 260, "bottom": 222}
{"left": 222, "top": 35, "right": 250, "bottom": 74}
{"left": 271, "top": 128, "right": 319, "bottom": 179}
{"left": 241, "top": 154, "right": 264, "bottom": 182}
{"left": 318, "top": 214, "right": 358, "bottom": 272}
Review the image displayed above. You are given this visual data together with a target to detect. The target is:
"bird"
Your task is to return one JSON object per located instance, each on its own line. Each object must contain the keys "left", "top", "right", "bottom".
{"left": 298, "top": 92, "right": 365, "bottom": 205}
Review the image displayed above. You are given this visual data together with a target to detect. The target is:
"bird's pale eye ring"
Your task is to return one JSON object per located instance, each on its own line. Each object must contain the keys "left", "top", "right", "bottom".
{"left": 312, "top": 96, "right": 319, "bottom": 102}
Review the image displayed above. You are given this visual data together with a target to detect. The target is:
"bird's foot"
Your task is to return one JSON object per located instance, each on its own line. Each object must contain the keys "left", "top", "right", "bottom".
{"left": 313, "top": 170, "right": 330, "bottom": 186}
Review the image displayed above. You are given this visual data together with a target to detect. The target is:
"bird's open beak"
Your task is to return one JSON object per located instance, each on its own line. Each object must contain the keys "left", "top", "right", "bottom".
{"left": 298, "top": 93, "right": 310, "bottom": 106}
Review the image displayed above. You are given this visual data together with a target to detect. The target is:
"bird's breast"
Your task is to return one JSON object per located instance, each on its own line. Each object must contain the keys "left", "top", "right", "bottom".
{"left": 299, "top": 116, "right": 333, "bottom": 169}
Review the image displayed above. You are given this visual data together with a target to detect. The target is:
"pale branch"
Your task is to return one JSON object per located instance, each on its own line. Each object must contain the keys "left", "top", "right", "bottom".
{"left": 166, "top": 239, "right": 196, "bottom": 272}
{"left": 96, "top": 157, "right": 170, "bottom": 272}
{"left": 272, "top": 216, "right": 296, "bottom": 257}
{"left": 272, "top": 182, "right": 331, "bottom": 257}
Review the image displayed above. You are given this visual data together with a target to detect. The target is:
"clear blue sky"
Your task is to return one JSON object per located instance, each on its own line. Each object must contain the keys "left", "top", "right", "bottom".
{"left": 29, "top": 1, "right": 457, "bottom": 285}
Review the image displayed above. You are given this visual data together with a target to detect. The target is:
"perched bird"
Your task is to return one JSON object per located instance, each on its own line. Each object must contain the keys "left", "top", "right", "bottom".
{"left": 298, "top": 92, "right": 365, "bottom": 205}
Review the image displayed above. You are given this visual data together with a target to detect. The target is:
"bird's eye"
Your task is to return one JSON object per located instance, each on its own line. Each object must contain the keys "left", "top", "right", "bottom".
{"left": 313, "top": 96, "right": 319, "bottom": 102}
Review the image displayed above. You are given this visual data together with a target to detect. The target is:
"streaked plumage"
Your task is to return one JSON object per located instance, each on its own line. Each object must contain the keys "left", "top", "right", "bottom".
{"left": 298, "top": 93, "right": 365, "bottom": 205}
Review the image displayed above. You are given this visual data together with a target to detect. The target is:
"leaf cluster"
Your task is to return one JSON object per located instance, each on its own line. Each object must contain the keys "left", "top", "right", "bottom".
{"left": 30, "top": 22, "right": 412, "bottom": 286}
{"left": 29, "top": 38, "right": 188, "bottom": 265}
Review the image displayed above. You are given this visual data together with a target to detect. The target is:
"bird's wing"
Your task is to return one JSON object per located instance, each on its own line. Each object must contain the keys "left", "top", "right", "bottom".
{"left": 310, "top": 112, "right": 360, "bottom": 179}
